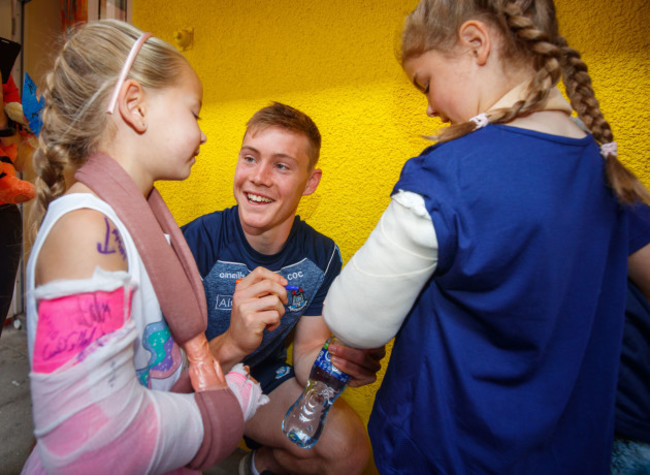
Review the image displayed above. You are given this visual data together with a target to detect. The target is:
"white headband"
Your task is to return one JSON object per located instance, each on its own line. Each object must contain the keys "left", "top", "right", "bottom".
{"left": 106, "top": 32, "right": 153, "bottom": 114}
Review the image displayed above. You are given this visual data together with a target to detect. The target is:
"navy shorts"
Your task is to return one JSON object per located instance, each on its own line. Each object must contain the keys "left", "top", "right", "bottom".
{"left": 249, "top": 357, "right": 295, "bottom": 395}
{"left": 244, "top": 358, "right": 296, "bottom": 449}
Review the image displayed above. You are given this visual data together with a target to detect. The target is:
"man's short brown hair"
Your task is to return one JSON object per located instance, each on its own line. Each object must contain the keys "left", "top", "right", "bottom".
{"left": 246, "top": 102, "right": 321, "bottom": 168}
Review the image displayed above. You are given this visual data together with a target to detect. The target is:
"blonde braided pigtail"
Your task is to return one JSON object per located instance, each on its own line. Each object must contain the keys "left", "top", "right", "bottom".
{"left": 555, "top": 35, "right": 649, "bottom": 204}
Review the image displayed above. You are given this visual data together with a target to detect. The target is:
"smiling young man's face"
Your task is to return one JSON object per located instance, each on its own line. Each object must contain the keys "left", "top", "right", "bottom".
{"left": 233, "top": 126, "right": 321, "bottom": 251}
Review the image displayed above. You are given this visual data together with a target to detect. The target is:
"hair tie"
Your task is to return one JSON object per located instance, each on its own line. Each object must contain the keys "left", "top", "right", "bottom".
{"left": 469, "top": 113, "right": 489, "bottom": 129}
{"left": 106, "top": 32, "right": 153, "bottom": 114}
{"left": 600, "top": 141, "right": 618, "bottom": 158}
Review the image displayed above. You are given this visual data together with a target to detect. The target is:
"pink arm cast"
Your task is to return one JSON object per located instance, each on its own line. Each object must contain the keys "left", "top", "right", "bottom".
{"left": 28, "top": 284, "right": 244, "bottom": 473}
{"left": 32, "top": 287, "right": 132, "bottom": 373}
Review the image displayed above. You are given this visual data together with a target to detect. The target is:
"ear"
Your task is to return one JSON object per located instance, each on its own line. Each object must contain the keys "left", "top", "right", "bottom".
{"left": 302, "top": 168, "right": 322, "bottom": 196}
{"left": 116, "top": 79, "right": 147, "bottom": 133}
{"left": 458, "top": 20, "right": 491, "bottom": 66}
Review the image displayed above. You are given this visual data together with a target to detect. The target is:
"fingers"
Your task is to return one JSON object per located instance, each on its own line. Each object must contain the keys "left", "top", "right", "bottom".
{"left": 366, "top": 346, "right": 387, "bottom": 363}
{"left": 236, "top": 280, "right": 288, "bottom": 307}
{"left": 246, "top": 266, "right": 287, "bottom": 283}
{"left": 246, "top": 308, "right": 283, "bottom": 333}
{"left": 236, "top": 267, "right": 288, "bottom": 302}
{"left": 236, "top": 292, "right": 286, "bottom": 317}
{"left": 329, "top": 344, "right": 387, "bottom": 387}
{"left": 265, "top": 318, "right": 281, "bottom": 332}
{"left": 235, "top": 294, "right": 285, "bottom": 329}
{"left": 330, "top": 344, "right": 385, "bottom": 371}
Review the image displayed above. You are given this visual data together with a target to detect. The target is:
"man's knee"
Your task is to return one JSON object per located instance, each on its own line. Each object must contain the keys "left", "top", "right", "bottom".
{"left": 316, "top": 402, "right": 370, "bottom": 469}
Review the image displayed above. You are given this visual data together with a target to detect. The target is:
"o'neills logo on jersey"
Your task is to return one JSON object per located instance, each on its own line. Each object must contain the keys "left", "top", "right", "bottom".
{"left": 218, "top": 271, "right": 247, "bottom": 280}
{"left": 287, "top": 286, "right": 308, "bottom": 312}
{"left": 215, "top": 295, "right": 233, "bottom": 311}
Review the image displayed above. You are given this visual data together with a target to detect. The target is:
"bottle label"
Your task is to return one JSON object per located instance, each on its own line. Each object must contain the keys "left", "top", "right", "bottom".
{"left": 314, "top": 339, "right": 350, "bottom": 383}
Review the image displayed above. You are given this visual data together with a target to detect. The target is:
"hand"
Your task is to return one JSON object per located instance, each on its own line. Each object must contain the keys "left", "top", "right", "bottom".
{"left": 225, "top": 363, "right": 270, "bottom": 422}
{"left": 226, "top": 267, "right": 288, "bottom": 357}
{"left": 329, "top": 342, "right": 386, "bottom": 388}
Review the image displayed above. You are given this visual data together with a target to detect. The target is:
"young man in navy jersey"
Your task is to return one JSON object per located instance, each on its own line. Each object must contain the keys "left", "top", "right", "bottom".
{"left": 183, "top": 102, "right": 384, "bottom": 475}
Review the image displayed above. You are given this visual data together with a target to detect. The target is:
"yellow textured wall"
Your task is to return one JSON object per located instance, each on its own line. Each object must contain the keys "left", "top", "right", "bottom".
{"left": 133, "top": 1, "right": 649, "bottom": 472}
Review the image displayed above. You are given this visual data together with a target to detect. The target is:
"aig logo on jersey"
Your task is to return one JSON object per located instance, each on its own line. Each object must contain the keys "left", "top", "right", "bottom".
{"left": 286, "top": 285, "right": 308, "bottom": 312}
{"left": 215, "top": 295, "right": 233, "bottom": 311}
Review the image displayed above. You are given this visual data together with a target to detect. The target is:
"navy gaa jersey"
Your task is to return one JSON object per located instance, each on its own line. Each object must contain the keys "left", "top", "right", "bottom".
{"left": 182, "top": 206, "right": 342, "bottom": 368}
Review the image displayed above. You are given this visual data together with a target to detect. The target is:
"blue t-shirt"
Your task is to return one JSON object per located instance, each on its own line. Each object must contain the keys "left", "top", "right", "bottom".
{"left": 182, "top": 206, "right": 341, "bottom": 369}
{"left": 369, "top": 125, "right": 630, "bottom": 474}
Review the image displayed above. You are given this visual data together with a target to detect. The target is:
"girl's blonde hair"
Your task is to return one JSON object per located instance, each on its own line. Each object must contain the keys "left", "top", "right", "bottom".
{"left": 401, "top": 0, "right": 649, "bottom": 204}
{"left": 31, "top": 19, "right": 189, "bottom": 236}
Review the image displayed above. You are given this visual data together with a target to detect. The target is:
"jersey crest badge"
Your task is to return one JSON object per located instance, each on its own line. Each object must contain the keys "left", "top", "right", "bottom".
{"left": 286, "top": 285, "right": 308, "bottom": 312}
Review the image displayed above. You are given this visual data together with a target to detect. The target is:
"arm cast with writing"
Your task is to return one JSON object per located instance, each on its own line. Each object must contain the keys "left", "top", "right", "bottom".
{"left": 24, "top": 270, "right": 243, "bottom": 474}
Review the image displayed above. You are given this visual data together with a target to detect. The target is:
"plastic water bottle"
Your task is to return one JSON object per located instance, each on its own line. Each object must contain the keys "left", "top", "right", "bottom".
{"left": 282, "top": 336, "right": 350, "bottom": 448}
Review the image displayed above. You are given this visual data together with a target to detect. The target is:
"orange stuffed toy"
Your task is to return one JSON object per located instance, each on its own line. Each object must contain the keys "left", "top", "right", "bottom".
{"left": 0, "top": 142, "right": 35, "bottom": 204}
{"left": 1, "top": 75, "right": 36, "bottom": 205}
